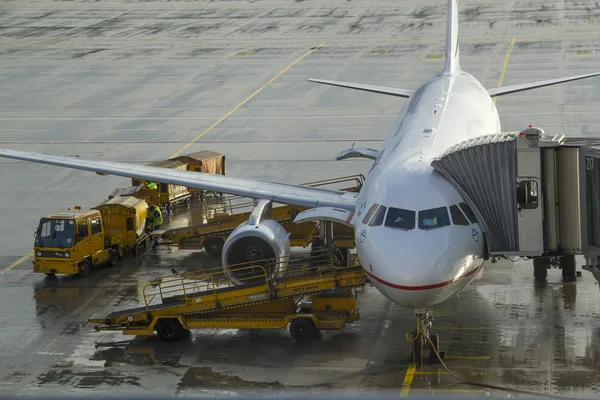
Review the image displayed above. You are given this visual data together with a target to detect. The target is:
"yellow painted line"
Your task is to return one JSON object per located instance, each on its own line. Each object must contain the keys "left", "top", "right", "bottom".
{"left": 399, "top": 363, "right": 416, "bottom": 398}
{"left": 445, "top": 355, "right": 491, "bottom": 360}
{"left": 4, "top": 253, "right": 33, "bottom": 271}
{"left": 170, "top": 43, "right": 326, "bottom": 158}
{"left": 494, "top": 37, "right": 516, "bottom": 104}
{"left": 411, "top": 389, "right": 486, "bottom": 393}
{"left": 415, "top": 371, "right": 450, "bottom": 375}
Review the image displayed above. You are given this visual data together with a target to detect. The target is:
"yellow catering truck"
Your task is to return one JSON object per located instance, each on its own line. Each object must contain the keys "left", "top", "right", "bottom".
{"left": 33, "top": 207, "right": 124, "bottom": 276}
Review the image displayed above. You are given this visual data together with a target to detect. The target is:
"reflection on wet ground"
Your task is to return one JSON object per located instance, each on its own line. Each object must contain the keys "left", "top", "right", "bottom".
{"left": 3, "top": 242, "right": 600, "bottom": 397}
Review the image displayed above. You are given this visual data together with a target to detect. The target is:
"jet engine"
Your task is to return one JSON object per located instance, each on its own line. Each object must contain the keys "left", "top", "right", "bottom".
{"left": 222, "top": 199, "right": 290, "bottom": 285}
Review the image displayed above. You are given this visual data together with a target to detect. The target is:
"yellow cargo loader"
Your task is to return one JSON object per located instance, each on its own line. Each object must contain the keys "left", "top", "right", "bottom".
{"left": 153, "top": 204, "right": 318, "bottom": 255}
{"left": 89, "top": 251, "right": 366, "bottom": 342}
{"left": 153, "top": 175, "right": 363, "bottom": 255}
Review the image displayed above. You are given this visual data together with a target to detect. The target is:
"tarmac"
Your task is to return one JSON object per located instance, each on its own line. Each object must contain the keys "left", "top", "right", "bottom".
{"left": 1, "top": 0, "right": 600, "bottom": 398}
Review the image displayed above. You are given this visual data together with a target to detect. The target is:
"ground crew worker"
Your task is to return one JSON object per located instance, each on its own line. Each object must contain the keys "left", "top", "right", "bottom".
{"left": 146, "top": 181, "right": 157, "bottom": 190}
{"left": 147, "top": 204, "right": 163, "bottom": 248}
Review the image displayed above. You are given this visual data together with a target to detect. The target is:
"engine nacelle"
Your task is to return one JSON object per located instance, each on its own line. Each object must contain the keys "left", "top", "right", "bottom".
{"left": 222, "top": 200, "right": 290, "bottom": 285}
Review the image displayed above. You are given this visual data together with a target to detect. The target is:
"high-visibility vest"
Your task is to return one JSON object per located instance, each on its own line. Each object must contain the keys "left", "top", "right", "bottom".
{"left": 147, "top": 182, "right": 157, "bottom": 190}
{"left": 150, "top": 206, "right": 163, "bottom": 226}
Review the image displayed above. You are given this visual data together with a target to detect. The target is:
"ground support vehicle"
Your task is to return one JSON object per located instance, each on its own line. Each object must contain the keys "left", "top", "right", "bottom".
{"left": 153, "top": 204, "right": 318, "bottom": 256}
{"left": 33, "top": 207, "right": 124, "bottom": 276}
{"left": 152, "top": 175, "right": 364, "bottom": 255}
{"left": 169, "top": 151, "right": 225, "bottom": 200}
{"left": 89, "top": 252, "right": 366, "bottom": 342}
{"left": 125, "top": 151, "right": 225, "bottom": 211}
{"left": 93, "top": 196, "right": 149, "bottom": 254}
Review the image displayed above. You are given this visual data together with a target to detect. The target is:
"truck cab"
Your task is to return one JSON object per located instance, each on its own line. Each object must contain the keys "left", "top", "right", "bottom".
{"left": 33, "top": 208, "right": 121, "bottom": 276}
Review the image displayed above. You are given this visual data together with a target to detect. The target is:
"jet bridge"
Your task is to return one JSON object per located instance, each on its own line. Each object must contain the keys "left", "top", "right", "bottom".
{"left": 431, "top": 127, "right": 600, "bottom": 281}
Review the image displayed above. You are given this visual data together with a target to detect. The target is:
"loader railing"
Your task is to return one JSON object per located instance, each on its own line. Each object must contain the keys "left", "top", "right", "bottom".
{"left": 215, "top": 174, "right": 365, "bottom": 214}
{"left": 141, "top": 249, "right": 358, "bottom": 313}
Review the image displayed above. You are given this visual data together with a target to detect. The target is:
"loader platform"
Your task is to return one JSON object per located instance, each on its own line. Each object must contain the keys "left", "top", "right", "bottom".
{"left": 89, "top": 251, "right": 366, "bottom": 341}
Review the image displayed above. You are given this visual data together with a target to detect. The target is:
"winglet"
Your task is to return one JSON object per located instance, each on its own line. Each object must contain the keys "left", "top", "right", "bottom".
{"left": 443, "top": 0, "right": 461, "bottom": 75}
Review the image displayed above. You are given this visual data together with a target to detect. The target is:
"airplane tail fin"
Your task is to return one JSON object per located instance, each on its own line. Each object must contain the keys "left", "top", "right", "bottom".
{"left": 307, "top": 0, "right": 461, "bottom": 96}
{"left": 443, "top": 0, "right": 461, "bottom": 75}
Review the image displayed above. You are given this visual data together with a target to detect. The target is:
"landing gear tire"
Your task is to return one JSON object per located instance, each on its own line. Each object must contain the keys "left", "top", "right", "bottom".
{"left": 533, "top": 258, "right": 548, "bottom": 281}
{"left": 561, "top": 255, "right": 576, "bottom": 282}
{"left": 156, "top": 319, "right": 183, "bottom": 342}
{"left": 290, "top": 318, "right": 318, "bottom": 342}
{"left": 78, "top": 259, "right": 92, "bottom": 276}
{"left": 185, "top": 197, "right": 191, "bottom": 208}
{"left": 108, "top": 249, "right": 119, "bottom": 267}
{"left": 204, "top": 238, "right": 224, "bottom": 257}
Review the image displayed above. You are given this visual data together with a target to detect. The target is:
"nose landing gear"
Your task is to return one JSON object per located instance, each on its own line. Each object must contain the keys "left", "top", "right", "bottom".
{"left": 407, "top": 310, "right": 445, "bottom": 365}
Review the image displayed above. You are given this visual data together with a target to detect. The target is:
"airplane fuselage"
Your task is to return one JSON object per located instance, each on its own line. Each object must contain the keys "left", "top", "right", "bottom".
{"left": 354, "top": 71, "right": 501, "bottom": 310}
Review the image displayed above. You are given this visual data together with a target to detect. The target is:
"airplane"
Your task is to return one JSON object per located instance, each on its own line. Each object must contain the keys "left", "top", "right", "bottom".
{"left": 1, "top": 0, "right": 600, "bottom": 359}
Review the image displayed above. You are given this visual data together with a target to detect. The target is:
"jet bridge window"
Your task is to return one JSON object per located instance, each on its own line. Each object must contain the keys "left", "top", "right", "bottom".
{"left": 368, "top": 206, "right": 387, "bottom": 227}
{"left": 418, "top": 207, "right": 451, "bottom": 230}
{"left": 385, "top": 208, "right": 415, "bottom": 230}
{"left": 449, "top": 204, "right": 469, "bottom": 226}
{"left": 517, "top": 180, "right": 539, "bottom": 210}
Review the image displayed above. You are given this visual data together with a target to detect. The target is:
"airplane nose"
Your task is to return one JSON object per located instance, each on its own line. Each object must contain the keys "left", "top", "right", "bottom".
{"left": 358, "top": 227, "right": 483, "bottom": 309}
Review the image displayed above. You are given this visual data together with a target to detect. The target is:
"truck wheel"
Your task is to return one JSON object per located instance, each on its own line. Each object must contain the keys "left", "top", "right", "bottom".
{"left": 109, "top": 249, "right": 119, "bottom": 267}
{"left": 561, "top": 255, "right": 576, "bottom": 282}
{"left": 204, "top": 238, "right": 224, "bottom": 257}
{"left": 533, "top": 258, "right": 548, "bottom": 281}
{"left": 290, "top": 318, "right": 318, "bottom": 342}
{"left": 156, "top": 319, "right": 183, "bottom": 341}
{"left": 78, "top": 259, "right": 92, "bottom": 276}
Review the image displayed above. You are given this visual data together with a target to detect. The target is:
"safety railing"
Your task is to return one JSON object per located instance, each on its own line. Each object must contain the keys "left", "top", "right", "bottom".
{"left": 142, "top": 261, "right": 271, "bottom": 312}
{"left": 141, "top": 249, "right": 360, "bottom": 312}
{"left": 216, "top": 174, "right": 365, "bottom": 214}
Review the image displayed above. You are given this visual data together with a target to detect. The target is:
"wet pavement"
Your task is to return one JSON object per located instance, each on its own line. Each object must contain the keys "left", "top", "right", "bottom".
{"left": 2, "top": 0, "right": 600, "bottom": 398}
{"left": 2, "top": 205, "right": 600, "bottom": 397}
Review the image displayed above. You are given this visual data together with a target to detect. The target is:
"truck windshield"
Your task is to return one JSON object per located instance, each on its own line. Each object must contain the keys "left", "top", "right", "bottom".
{"left": 35, "top": 219, "right": 75, "bottom": 248}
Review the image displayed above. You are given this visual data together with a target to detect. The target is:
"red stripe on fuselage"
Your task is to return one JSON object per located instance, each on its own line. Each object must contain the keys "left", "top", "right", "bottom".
{"left": 365, "top": 264, "right": 483, "bottom": 291}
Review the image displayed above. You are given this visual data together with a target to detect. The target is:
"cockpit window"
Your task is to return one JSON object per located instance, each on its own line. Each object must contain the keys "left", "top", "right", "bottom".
{"left": 362, "top": 203, "right": 379, "bottom": 224}
{"left": 368, "top": 206, "right": 387, "bottom": 227}
{"left": 418, "top": 207, "right": 451, "bottom": 230}
{"left": 450, "top": 204, "right": 469, "bottom": 226}
{"left": 385, "top": 208, "right": 415, "bottom": 230}
{"left": 458, "top": 202, "right": 477, "bottom": 224}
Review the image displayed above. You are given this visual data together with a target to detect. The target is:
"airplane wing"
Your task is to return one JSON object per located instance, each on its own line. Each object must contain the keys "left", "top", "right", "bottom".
{"left": 308, "top": 79, "right": 414, "bottom": 98}
{"left": 488, "top": 71, "right": 600, "bottom": 97}
{"left": 0, "top": 149, "right": 359, "bottom": 211}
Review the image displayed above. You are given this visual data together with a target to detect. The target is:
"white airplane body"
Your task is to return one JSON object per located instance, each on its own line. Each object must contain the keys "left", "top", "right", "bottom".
{"left": 355, "top": 71, "right": 500, "bottom": 310}
{"left": 1, "top": 0, "right": 600, "bottom": 318}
